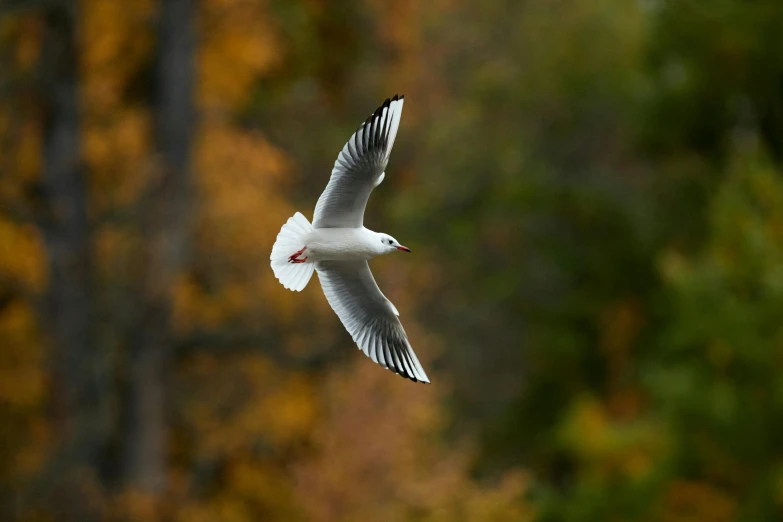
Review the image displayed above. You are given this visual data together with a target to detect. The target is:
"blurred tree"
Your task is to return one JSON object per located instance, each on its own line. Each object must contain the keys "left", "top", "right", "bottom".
{"left": 36, "top": 0, "right": 105, "bottom": 519}
{"left": 294, "top": 361, "right": 534, "bottom": 522}
{"left": 650, "top": 153, "right": 783, "bottom": 521}
{"left": 397, "top": 0, "right": 654, "bottom": 479}
{"left": 120, "top": 0, "right": 195, "bottom": 500}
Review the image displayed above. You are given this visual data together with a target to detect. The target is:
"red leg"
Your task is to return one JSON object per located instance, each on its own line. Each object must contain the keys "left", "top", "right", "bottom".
{"left": 290, "top": 256, "right": 308, "bottom": 264}
{"left": 288, "top": 246, "right": 307, "bottom": 263}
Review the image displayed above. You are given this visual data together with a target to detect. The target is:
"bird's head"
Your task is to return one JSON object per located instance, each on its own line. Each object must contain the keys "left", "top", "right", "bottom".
{"left": 378, "top": 233, "right": 411, "bottom": 254}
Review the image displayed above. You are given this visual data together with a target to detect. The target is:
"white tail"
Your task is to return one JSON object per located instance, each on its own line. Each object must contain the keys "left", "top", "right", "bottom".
{"left": 270, "top": 212, "right": 315, "bottom": 292}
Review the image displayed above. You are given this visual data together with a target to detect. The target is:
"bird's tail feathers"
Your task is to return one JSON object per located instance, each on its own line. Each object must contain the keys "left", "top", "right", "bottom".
{"left": 270, "top": 212, "right": 315, "bottom": 292}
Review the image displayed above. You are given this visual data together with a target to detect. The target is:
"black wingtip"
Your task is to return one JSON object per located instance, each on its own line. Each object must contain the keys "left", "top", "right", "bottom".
{"left": 391, "top": 94, "right": 399, "bottom": 102}
{"left": 397, "top": 371, "right": 430, "bottom": 384}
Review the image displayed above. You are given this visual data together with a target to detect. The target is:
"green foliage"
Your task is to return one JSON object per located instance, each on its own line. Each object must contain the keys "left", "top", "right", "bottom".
{"left": 649, "top": 156, "right": 783, "bottom": 520}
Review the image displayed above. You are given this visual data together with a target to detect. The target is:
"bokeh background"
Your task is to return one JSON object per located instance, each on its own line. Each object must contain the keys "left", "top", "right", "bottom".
{"left": 2, "top": 0, "right": 783, "bottom": 520}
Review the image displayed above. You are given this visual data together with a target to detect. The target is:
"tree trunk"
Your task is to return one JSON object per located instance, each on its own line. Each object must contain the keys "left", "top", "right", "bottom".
{"left": 38, "top": 0, "right": 104, "bottom": 519}
{"left": 121, "top": 0, "right": 195, "bottom": 496}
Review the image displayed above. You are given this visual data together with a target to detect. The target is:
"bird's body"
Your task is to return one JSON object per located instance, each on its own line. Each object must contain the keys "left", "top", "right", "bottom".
{"left": 270, "top": 95, "right": 430, "bottom": 383}
{"left": 303, "top": 227, "right": 386, "bottom": 262}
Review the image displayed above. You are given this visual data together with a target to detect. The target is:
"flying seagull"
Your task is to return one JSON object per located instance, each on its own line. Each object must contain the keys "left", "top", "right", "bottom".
{"left": 270, "top": 95, "right": 429, "bottom": 383}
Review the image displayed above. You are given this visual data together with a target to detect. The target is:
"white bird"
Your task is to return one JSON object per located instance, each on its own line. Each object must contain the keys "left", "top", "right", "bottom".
{"left": 270, "top": 95, "right": 430, "bottom": 383}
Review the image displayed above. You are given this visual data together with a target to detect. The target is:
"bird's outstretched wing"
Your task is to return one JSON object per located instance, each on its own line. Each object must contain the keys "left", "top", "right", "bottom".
{"left": 316, "top": 260, "right": 429, "bottom": 383}
{"left": 312, "top": 95, "right": 404, "bottom": 229}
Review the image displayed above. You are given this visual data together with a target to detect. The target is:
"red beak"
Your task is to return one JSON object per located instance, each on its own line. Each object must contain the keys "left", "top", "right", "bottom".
{"left": 396, "top": 245, "right": 411, "bottom": 252}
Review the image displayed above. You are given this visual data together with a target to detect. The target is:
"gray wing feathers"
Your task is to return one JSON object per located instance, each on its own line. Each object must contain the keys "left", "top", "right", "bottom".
{"left": 313, "top": 95, "right": 405, "bottom": 229}
{"left": 316, "top": 260, "right": 430, "bottom": 383}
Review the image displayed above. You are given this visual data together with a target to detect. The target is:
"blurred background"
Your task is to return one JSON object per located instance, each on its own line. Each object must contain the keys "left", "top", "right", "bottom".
{"left": 1, "top": 0, "right": 783, "bottom": 520}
